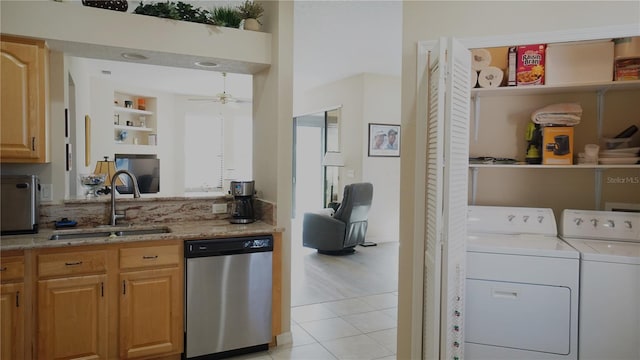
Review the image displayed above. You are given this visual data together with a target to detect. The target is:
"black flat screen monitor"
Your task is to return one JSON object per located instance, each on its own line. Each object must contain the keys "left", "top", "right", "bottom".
{"left": 114, "top": 154, "right": 160, "bottom": 194}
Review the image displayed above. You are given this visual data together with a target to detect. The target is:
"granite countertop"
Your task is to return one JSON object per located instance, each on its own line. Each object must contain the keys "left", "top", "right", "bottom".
{"left": 0, "top": 220, "right": 283, "bottom": 251}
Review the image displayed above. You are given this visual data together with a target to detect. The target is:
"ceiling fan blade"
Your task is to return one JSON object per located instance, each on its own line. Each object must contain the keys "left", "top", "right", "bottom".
{"left": 187, "top": 97, "right": 220, "bottom": 102}
{"left": 188, "top": 73, "right": 251, "bottom": 104}
{"left": 233, "top": 97, "right": 252, "bottom": 104}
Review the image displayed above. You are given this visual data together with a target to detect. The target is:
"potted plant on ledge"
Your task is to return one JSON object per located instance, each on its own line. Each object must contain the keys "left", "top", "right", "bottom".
{"left": 211, "top": 6, "right": 242, "bottom": 28}
{"left": 237, "top": 0, "right": 264, "bottom": 31}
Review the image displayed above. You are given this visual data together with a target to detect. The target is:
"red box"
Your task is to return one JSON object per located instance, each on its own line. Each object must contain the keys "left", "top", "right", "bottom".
{"left": 615, "top": 58, "right": 640, "bottom": 81}
{"left": 517, "top": 44, "right": 546, "bottom": 86}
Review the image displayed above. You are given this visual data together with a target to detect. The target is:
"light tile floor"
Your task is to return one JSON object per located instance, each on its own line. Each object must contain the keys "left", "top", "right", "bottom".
{"left": 233, "top": 292, "right": 398, "bottom": 360}
{"left": 229, "top": 219, "right": 399, "bottom": 360}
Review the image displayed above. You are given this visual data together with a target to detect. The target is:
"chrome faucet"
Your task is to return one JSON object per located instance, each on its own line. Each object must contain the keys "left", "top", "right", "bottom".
{"left": 110, "top": 170, "right": 141, "bottom": 226}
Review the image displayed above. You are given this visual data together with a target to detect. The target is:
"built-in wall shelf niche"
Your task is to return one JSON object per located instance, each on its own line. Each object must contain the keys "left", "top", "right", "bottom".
{"left": 113, "top": 91, "right": 157, "bottom": 146}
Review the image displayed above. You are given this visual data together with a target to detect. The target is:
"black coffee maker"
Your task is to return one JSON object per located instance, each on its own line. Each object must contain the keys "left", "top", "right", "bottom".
{"left": 229, "top": 180, "right": 255, "bottom": 224}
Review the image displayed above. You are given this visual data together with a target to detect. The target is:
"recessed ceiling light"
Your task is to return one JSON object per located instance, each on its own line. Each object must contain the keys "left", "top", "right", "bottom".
{"left": 195, "top": 61, "right": 219, "bottom": 68}
{"left": 121, "top": 52, "right": 148, "bottom": 60}
{"left": 101, "top": 70, "right": 111, "bottom": 75}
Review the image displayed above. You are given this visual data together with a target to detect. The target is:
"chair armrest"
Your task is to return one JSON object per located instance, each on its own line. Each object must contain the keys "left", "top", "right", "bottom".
{"left": 302, "top": 212, "right": 346, "bottom": 250}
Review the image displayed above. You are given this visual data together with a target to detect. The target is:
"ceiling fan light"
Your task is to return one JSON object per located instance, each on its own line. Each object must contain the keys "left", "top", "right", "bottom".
{"left": 195, "top": 61, "right": 219, "bottom": 68}
{"left": 121, "top": 52, "right": 148, "bottom": 60}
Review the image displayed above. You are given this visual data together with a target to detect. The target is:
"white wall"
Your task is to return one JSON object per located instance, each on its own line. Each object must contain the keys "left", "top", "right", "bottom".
{"left": 398, "top": 2, "right": 640, "bottom": 359}
{"left": 362, "top": 74, "right": 401, "bottom": 243}
{"left": 296, "top": 73, "right": 401, "bottom": 243}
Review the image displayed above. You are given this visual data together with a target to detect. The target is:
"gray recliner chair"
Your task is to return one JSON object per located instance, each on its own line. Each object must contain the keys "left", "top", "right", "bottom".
{"left": 302, "top": 182, "right": 373, "bottom": 254}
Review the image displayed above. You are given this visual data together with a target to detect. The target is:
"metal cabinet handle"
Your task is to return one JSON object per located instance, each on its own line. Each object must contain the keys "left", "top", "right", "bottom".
{"left": 0, "top": 267, "right": 7, "bottom": 272}
{"left": 65, "top": 261, "right": 83, "bottom": 266}
{"left": 142, "top": 255, "right": 158, "bottom": 260}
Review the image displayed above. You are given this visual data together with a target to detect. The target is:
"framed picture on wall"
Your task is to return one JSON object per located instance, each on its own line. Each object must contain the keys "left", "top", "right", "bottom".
{"left": 368, "top": 123, "right": 400, "bottom": 157}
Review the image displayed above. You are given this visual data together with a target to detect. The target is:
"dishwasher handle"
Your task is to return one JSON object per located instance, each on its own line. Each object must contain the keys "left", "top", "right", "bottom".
{"left": 185, "top": 235, "right": 273, "bottom": 258}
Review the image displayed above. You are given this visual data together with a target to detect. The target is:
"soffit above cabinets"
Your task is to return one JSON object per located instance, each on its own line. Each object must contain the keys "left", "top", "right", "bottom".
{"left": 0, "top": 1, "right": 272, "bottom": 75}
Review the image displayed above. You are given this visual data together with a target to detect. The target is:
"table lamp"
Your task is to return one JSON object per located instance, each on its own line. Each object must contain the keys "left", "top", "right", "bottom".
{"left": 94, "top": 156, "right": 124, "bottom": 194}
{"left": 322, "top": 151, "right": 344, "bottom": 206}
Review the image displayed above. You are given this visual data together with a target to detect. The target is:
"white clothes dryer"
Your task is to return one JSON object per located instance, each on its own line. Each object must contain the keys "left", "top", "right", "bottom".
{"left": 560, "top": 209, "right": 640, "bottom": 360}
{"left": 465, "top": 206, "right": 580, "bottom": 360}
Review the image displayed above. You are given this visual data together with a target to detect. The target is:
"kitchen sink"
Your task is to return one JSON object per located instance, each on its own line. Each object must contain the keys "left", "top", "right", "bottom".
{"left": 49, "top": 226, "right": 171, "bottom": 240}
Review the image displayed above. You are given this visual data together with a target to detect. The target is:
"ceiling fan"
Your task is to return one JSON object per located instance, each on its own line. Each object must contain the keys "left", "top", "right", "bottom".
{"left": 188, "top": 72, "right": 251, "bottom": 105}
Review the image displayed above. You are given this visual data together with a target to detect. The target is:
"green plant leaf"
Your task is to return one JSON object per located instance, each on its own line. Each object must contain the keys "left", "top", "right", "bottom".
{"left": 211, "top": 6, "right": 242, "bottom": 28}
{"left": 237, "top": 0, "right": 264, "bottom": 21}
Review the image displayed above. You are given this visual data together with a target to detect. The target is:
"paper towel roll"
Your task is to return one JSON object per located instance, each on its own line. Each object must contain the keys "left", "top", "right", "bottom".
{"left": 471, "top": 70, "right": 478, "bottom": 88}
{"left": 478, "top": 66, "right": 504, "bottom": 88}
{"left": 614, "top": 37, "right": 640, "bottom": 59}
{"left": 471, "top": 48, "right": 492, "bottom": 71}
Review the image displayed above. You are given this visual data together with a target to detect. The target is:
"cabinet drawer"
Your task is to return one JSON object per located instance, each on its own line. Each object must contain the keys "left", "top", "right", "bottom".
{"left": 38, "top": 251, "right": 106, "bottom": 277}
{"left": 0, "top": 256, "right": 24, "bottom": 281}
{"left": 120, "top": 244, "right": 180, "bottom": 270}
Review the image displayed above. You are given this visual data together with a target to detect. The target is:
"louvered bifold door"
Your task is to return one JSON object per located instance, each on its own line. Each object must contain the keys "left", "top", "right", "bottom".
{"left": 440, "top": 37, "right": 471, "bottom": 360}
{"left": 423, "top": 38, "right": 446, "bottom": 360}
{"left": 422, "top": 37, "right": 471, "bottom": 360}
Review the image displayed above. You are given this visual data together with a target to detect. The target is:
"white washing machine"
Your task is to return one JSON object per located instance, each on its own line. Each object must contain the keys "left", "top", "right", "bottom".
{"left": 560, "top": 209, "right": 640, "bottom": 360}
{"left": 465, "top": 206, "right": 579, "bottom": 360}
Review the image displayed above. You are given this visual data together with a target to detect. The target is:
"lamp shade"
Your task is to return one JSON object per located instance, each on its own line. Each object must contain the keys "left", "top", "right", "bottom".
{"left": 322, "top": 151, "right": 345, "bottom": 167}
{"left": 94, "top": 156, "right": 124, "bottom": 186}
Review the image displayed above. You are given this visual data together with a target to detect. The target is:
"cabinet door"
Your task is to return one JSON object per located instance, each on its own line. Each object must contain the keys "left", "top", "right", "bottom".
{"left": 38, "top": 275, "right": 107, "bottom": 360}
{"left": 120, "top": 267, "right": 182, "bottom": 359}
{"left": 0, "top": 37, "right": 47, "bottom": 162}
{"left": 1, "top": 283, "right": 24, "bottom": 360}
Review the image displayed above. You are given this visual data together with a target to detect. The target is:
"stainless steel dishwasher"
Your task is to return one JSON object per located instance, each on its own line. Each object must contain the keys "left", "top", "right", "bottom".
{"left": 184, "top": 235, "right": 273, "bottom": 359}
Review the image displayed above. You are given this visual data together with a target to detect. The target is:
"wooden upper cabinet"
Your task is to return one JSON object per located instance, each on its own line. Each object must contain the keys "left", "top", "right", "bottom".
{"left": 0, "top": 35, "right": 48, "bottom": 163}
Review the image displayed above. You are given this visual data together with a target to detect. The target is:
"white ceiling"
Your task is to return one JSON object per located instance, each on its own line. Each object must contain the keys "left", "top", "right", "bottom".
{"left": 76, "top": 1, "right": 402, "bottom": 99}
{"left": 293, "top": 0, "right": 402, "bottom": 94}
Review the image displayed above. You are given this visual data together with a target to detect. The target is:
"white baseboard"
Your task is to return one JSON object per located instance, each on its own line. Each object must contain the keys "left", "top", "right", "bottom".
{"left": 276, "top": 331, "right": 292, "bottom": 346}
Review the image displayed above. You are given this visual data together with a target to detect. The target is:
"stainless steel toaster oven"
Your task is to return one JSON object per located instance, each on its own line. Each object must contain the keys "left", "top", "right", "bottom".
{"left": 1, "top": 175, "right": 40, "bottom": 235}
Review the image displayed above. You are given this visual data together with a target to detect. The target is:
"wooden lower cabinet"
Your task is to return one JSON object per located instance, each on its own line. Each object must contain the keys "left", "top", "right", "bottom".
{"left": 1, "top": 282, "right": 25, "bottom": 360}
{"left": 31, "top": 240, "right": 184, "bottom": 359}
{"left": 119, "top": 268, "right": 182, "bottom": 359}
{"left": 37, "top": 275, "right": 108, "bottom": 360}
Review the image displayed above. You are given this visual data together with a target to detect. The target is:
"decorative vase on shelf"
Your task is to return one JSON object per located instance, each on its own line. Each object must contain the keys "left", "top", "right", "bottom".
{"left": 80, "top": 174, "right": 106, "bottom": 197}
{"left": 242, "top": 18, "right": 260, "bottom": 31}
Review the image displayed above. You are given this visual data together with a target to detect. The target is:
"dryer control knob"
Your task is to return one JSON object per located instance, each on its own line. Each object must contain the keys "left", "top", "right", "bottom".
{"left": 590, "top": 218, "right": 599, "bottom": 227}
{"left": 604, "top": 220, "right": 615, "bottom": 228}
{"left": 624, "top": 221, "right": 633, "bottom": 229}
{"left": 574, "top": 218, "right": 584, "bottom": 226}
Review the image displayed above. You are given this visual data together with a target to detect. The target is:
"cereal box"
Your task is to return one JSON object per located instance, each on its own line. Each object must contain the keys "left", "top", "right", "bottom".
{"left": 517, "top": 44, "right": 546, "bottom": 86}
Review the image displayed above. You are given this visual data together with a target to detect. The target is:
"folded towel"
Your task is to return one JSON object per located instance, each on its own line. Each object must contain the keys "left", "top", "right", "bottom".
{"left": 531, "top": 102, "right": 583, "bottom": 126}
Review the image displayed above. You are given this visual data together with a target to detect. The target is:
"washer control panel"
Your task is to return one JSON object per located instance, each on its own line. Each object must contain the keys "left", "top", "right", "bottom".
{"left": 468, "top": 206, "right": 557, "bottom": 236}
{"left": 561, "top": 209, "right": 640, "bottom": 242}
